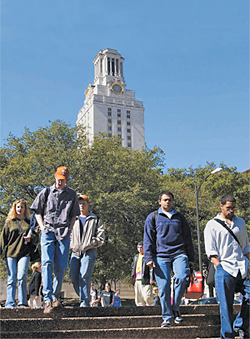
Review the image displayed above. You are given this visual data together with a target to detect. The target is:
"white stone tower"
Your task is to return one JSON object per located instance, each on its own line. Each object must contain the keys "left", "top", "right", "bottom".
{"left": 76, "top": 48, "right": 145, "bottom": 150}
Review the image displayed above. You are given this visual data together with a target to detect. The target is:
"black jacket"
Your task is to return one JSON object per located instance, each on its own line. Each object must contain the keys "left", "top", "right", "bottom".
{"left": 131, "top": 253, "right": 154, "bottom": 285}
{"left": 28, "top": 269, "right": 41, "bottom": 296}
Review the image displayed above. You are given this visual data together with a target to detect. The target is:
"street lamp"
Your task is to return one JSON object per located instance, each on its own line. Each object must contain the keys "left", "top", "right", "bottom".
{"left": 195, "top": 167, "right": 223, "bottom": 273}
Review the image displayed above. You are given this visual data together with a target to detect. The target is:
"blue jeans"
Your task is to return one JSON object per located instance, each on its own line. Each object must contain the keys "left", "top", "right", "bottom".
{"left": 69, "top": 249, "right": 97, "bottom": 307}
{"left": 233, "top": 276, "right": 250, "bottom": 338}
{"left": 41, "top": 230, "right": 70, "bottom": 303}
{"left": 215, "top": 265, "right": 249, "bottom": 339}
{"left": 155, "top": 254, "right": 190, "bottom": 321}
{"left": 5, "top": 256, "right": 30, "bottom": 307}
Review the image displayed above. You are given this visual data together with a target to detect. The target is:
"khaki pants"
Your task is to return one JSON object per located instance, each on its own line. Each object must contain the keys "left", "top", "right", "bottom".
{"left": 134, "top": 280, "right": 152, "bottom": 306}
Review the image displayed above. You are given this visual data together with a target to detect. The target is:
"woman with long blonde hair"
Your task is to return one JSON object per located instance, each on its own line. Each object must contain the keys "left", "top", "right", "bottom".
{"left": 0, "top": 199, "right": 31, "bottom": 307}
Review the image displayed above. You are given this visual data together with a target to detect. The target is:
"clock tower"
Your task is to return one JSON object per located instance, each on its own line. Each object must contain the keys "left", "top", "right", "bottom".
{"left": 76, "top": 48, "right": 145, "bottom": 150}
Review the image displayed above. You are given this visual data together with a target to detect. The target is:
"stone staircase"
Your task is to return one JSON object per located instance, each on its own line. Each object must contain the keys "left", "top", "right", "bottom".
{"left": 0, "top": 304, "right": 241, "bottom": 338}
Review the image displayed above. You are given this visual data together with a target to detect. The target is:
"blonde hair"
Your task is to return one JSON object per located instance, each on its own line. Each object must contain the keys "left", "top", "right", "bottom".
{"left": 7, "top": 200, "right": 31, "bottom": 221}
{"left": 31, "top": 262, "right": 41, "bottom": 272}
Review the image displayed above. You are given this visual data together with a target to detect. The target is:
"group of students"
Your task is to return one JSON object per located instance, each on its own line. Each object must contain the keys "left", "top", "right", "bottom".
{"left": 0, "top": 166, "right": 105, "bottom": 312}
{"left": 91, "top": 282, "right": 122, "bottom": 307}
{"left": 0, "top": 166, "right": 123, "bottom": 312}
{"left": 1, "top": 166, "right": 249, "bottom": 339}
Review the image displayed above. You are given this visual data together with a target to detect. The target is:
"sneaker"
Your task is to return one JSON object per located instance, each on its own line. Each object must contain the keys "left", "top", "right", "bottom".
{"left": 44, "top": 302, "right": 53, "bottom": 314}
{"left": 161, "top": 319, "right": 171, "bottom": 327}
{"left": 173, "top": 310, "right": 183, "bottom": 324}
{"left": 238, "top": 330, "right": 245, "bottom": 339}
{"left": 52, "top": 298, "right": 62, "bottom": 308}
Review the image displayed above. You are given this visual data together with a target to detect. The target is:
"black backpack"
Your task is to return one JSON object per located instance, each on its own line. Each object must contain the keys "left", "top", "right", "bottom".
{"left": 30, "top": 187, "right": 50, "bottom": 232}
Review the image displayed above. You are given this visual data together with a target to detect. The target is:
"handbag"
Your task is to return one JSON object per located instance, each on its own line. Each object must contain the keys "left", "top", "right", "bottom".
{"left": 206, "top": 261, "right": 215, "bottom": 287}
{"left": 206, "top": 218, "right": 242, "bottom": 288}
{"left": 185, "top": 270, "right": 204, "bottom": 299}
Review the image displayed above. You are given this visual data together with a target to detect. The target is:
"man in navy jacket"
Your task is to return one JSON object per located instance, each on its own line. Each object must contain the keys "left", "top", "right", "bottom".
{"left": 144, "top": 191, "right": 194, "bottom": 327}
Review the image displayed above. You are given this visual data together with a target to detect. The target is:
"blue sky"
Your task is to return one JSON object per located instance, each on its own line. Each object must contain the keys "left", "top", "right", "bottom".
{"left": 1, "top": 1, "right": 249, "bottom": 172}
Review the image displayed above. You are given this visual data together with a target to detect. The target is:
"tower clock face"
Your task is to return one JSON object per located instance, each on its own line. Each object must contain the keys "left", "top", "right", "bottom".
{"left": 111, "top": 82, "right": 124, "bottom": 95}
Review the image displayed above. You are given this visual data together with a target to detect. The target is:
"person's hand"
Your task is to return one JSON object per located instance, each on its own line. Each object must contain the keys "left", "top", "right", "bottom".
{"left": 35, "top": 296, "right": 39, "bottom": 300}
{"left": 150, "top": 280, "right": 155, "bottom": 285}
{"left": 24, "top": 236, "right": 31, "bottom": 243}
{"left": 146, "top": 261, "right": 155, "bottom": 268}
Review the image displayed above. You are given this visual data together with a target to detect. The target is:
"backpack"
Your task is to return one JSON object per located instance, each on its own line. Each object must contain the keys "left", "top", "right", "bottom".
{"left": 30, "top": 187, "right": 50, "bottom": 232}
{"left": 152, "top": 210, "right": 158, "bottom": 226}
{"left": 29, "top": 187, "right": 50, "bottom": 263}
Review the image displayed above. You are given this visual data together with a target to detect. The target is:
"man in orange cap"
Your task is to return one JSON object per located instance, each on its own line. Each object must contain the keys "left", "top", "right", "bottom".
{"left": 31, "top": 166, "right": 80, "bottom": 314}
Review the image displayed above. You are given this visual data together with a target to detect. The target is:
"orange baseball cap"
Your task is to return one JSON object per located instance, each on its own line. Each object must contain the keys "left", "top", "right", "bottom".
{"left": 55, "top": 166, "right": 69, "bottom": 180}
{"left": 78, "top": 194, "right": 89, "bottom": 203}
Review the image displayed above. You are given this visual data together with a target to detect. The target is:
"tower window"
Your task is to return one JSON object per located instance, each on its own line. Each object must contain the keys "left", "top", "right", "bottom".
{"left": 108, "top": 58, "right": 110, "bottom": 75}
{"left": 100, "top": 59, "right": 103, "bottom": 73}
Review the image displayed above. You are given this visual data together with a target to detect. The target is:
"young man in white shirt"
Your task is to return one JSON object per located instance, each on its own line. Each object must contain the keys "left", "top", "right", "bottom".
{"left": 204, "top": 194, "right": 250, "bottom": 339}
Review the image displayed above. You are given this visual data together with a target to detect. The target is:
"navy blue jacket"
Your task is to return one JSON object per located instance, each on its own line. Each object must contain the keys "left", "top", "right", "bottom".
{"left": 143, "top": 208, "right": 194, "bottom": 264}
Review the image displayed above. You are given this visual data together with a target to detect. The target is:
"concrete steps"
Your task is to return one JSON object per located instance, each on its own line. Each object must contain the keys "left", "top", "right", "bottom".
{"left": 0, "top": 304, "right": 241, "bottom": 339}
